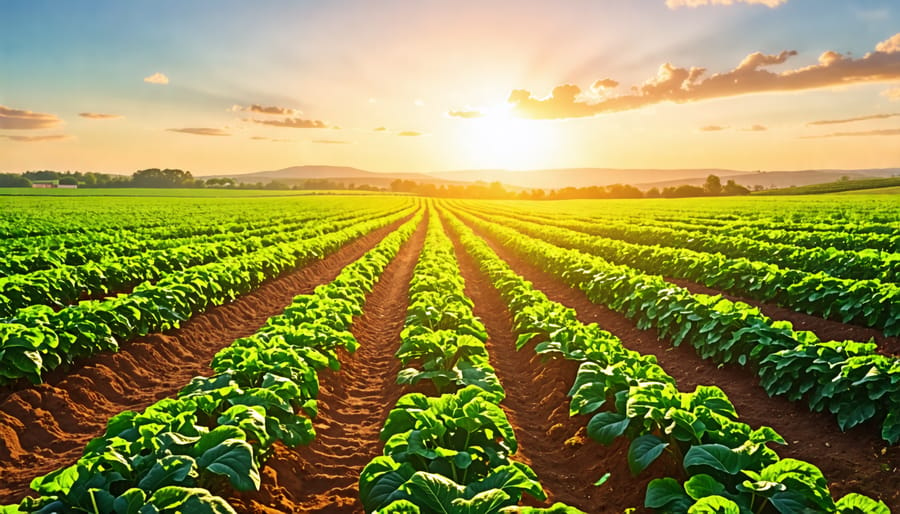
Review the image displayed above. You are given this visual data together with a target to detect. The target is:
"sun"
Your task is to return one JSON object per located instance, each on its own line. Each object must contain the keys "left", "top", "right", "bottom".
{"left": 460, "top": 106, "right": 557, "bottom": 170}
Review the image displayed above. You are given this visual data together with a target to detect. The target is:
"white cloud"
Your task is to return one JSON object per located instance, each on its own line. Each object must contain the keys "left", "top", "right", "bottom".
{"left": 144, "top": 72, "right": 169, "bottom": 85}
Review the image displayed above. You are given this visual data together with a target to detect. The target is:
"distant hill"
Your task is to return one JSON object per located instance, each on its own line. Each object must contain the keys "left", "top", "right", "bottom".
{"left": 637, "top": 169, "right": 900, "bottom": 191}
{"left": 754, "top": 176, "right": 900, "bottom": 196}
{"left": 206, "top": 165, "right": 467, "bottom": 189}
{"left": 206, "top": 165, "right": 900, "bottom": 191}
{"left": 427, "top": 168, "right": 733, "bottom": 189}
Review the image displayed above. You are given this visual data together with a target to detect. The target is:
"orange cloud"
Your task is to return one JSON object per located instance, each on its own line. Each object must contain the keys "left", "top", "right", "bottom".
{"left": 313, "top": 139, "right": 352, "bottom": 144}
{"left": 666, "top": 0, "right": 787, "bottom": 7}
{"left": 741, "top": 124, "right": 768, "bottom": 131}
{"left": 448, "top": 109, "right": 486, "bottom": 119}
{"left": 0, "top": 105, "right": 62, "bottom": 129}
{"left": 802, "top": 128, "right": 900, "bottom": 138}
{"left": 508, "top": 34, "right": 900, "bottom": 119}
{"left": 1, "top": 134, "right": 72, "bottom": 142}
{"left": 144, "top": 72, "right": 169, "bottom": 85}
{"left": 373, "top": 126, "right": 388, "bottom": 132}
{"left": 398, "top": 131, "right": 423, "bottom": 136}
{"left": 807, "top": 112, "right": 900, "bottom": 125}
{"left": 78, "top": 112, "right": 124, "bottom": 120}
{"left": 700, "top": 125, "right": 728, "bottom": 131}
{"left": 247, "top": 117, "right": 333, "bottom": 129}
{"left": 591, "top": 78, "right": 619, "bottom": 90}
{"left": 234, "top": 104, "right": 298, "bottom": 116}
{"left": 167, "top": 127, "right": 230, "bottom": 136}
{"left": 883, "top": 87, "right": 900, "bottom": 101}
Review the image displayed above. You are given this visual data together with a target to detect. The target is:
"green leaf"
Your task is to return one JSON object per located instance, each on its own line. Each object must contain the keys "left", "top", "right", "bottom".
{"left": 196, "top": 438, "right": 260, "bottom": 491}
{"left": 682, "top": 444, "right": 746, "bottom": 475}
{"left": 451, "top": 489, "right": 511, "bottom": 514}
{"left": 645, "top": 477, "right": 691, "bottom": 511}
{"left": 137, "top": 455, "right": 197, "bottom": 491}
{"left": 146, "top": 486, "right": 237, "bottom": 513}
{"left": 684, "top": 474, "right": 726, "bottom": 500}
{"left": 627, "top": 434, "right": 668, "bottom": 475}
{"left": 378, "top": 499, "right": 422, "bottom": 513}
{"left": 687, "top": 495, "right": 741, "bottom": 514}
{"left": 835, "top": 493, "right": 890, "bottom": 514}
{"left": 114, "top": 488, "right": 148, "bottom": 514}
{"left": 586, "top": 412, "right": 630, "bottom": 445}
{"left": 404, "top": 472, "right": 466, "bottom": 514}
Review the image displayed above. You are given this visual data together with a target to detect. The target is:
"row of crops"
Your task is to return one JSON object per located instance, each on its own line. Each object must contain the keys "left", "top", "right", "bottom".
{"left": 1, "top": 193, "right": 897, "bottom": 512}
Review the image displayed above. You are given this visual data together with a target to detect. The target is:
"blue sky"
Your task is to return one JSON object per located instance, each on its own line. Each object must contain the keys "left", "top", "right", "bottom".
{"left": 1, "top": 0, "right": 899, "bottom": 174}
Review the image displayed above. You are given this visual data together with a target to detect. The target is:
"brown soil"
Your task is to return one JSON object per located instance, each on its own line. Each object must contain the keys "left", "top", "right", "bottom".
{"left": 664, "top": 277, "right": 900, "bottom": 356}
{"left": 457, "top": 214, "right": 900, "bottom": 511}
{"left": 228, "top": 215, "right": 428, "bottom": 514}
{"left": 0, "top": 216, "right": 412, "bottom": 504}
{"left": 447, "top": 219, "right": 677, "bottom": 514}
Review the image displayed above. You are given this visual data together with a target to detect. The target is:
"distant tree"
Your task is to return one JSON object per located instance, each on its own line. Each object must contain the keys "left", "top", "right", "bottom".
{"left": 23, "top": 170, "right": 59, "bottom": 181}
{"left": 645, "top": 187, "right": 661, "bottom": 198}
{"left": 59, "top": 176, "right": 78, "bottom": 186}
{"left": 664, "top": 184, "right": 706, "bottom": 198}
{"left": 703, "top": 174, "right": 722, "bottom": 195}
{"left": 753, "top": 184, "right": 764, "bottom": 192}
{"left": 132, "top": 168, "right": 194, "bottom": 188}
{"left": 265, "top": 180, "right": 290, "bottom": 190}
{"left": 607, "top": 183, "right": 643, "bottom": 198}
{"left": 723, "top": 179, "right": 750, "bottom": 196}
{"left": 0, "top": 173, "right": 31, "bottom": 187}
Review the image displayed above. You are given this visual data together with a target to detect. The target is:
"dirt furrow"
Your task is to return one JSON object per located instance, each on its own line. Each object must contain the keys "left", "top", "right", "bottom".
{"left": 663, "top": 277, "right": 900, "bottom": 356}
{"left": 446, "top": 220, "right": 669, "bottom": 513}
{"left": 228, "top": 216, "right": 427, "bottom": 514}
{"left": 458, "top": 215, "right": 900, "bottom": 510}
{"left": 0, "top": 216, "right": 412, "bottom": 504}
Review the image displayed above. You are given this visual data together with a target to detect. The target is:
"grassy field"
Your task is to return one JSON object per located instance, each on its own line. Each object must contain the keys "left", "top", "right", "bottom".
{"left": 0, "top": 187, "right": 394, "bottom": 197}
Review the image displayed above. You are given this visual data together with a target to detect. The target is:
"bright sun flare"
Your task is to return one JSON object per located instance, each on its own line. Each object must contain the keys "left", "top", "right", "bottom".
{"left": 462, "top": 107, "right": 556, "bottom": 170}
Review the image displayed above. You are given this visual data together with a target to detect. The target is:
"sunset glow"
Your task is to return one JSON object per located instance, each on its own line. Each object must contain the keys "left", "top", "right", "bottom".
{"left": 1, "top": 0, "right": 899, "bottom": 174}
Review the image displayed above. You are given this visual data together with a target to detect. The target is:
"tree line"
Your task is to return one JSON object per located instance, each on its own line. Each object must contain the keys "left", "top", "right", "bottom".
{"left": 0, "top": 169, "right": 750, "bottom": 199}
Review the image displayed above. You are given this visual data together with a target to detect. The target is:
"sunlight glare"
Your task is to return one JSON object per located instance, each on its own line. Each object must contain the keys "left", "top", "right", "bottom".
{"left": 461, "top": 106, "right": 557, "bottom": 170}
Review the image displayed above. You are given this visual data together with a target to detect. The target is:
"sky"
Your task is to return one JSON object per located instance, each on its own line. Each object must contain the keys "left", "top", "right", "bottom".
{"left": 1, "top": 0, "right": 899, "bottom": 175}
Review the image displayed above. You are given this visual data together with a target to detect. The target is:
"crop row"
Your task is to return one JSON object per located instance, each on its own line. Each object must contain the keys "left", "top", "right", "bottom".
{"left": 361, "top": 209, "right": 576, "bottom": 514}
{"left": 471, "top": 203, "right": 898, "bottom": 283}
{"left": 451, "top": 208, "right": 900, "bottom": 445}
{"left": 0, "top": 202, "right": 404, "bottom": 278}
{"left": 460, "top": 205, "right": 900, "bottom": 336}
{"left": 442, "top": 206, "right": 889, "bottom": 513}
{"left": 0, "top": 205, "right": 406, "bottom": 316}
{"left": 2, "top": 208, "right": 425, "bottom": 513}
{"left": 0, "top": 205, "right": 417, "bottom": 386}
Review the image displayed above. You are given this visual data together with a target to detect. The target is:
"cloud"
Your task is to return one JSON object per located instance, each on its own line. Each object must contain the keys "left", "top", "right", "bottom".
{"left": 1, "top": 134, "right": 72, "bottom": 142}
{"left": 508, "top": 33, "right": 900, "bottom": 120}
{"left": 448, "top": 109, "right": 486, "bottom": 119}
{"left": 373, "top": 126, "right": 388, "bottom": 132}
{"left": 0, "top": 105, "right": 62, "bottom": 129}
{"left": 880, "top": 87, "right": 900, "bottom": 101}
{"left": 247, "top": 117, "right": 334, "bottom": 129}
{"left": 807, "top": 112, "right": 900, "bottom": 125}
{"left": 802, "top": 128, "right": 900, "bottom": 138}
{"left": 233, "top": 104, "right": 298, "bottom": 116}
{"left": 144, "top": 72, "right": 169, "bottom": 85}
{"left": 700, "top": 125, "right": 728, "bottom": 131}
{"left": 414, "top": 99, "right": 425, "bottom": 107}
{"left": 398, "top": 131, "right": 424, "bottom": 136}
{"left": 742, "top": 124, "right": 768, "bottom": 131}
{"left": 78, "top": 112, "right": 124, "bottom": 120}
{"left": 666, "top": 0, "right": 787, "bottom": 7}
{"left": 313, "top": 139, "right": 352, "bottom": 144}
{"left": 167, "top": 127, "right": 230, "bottom": 136}
{"left": 591, "top": 79, "right": 619, "bottom": 90}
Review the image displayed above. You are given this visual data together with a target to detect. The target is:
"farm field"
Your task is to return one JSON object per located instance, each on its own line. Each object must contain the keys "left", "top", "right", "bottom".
{"left": 0, "top": 193, "right": 897, "bottom": 513}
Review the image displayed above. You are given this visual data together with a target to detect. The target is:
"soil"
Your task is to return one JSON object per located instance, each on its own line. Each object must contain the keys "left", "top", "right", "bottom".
{"left": 3, "top": 207, "right": 897, "bottom": 513}
{"left": 447, "top": 219, "right": 675, "bottom": 514}
{"left": 228, "top": 215, "right": 428, "bottom": 514}
{"left": 457, "top": 215, "right": 900, "bottom": 511}
{"left": 0, "top": 215, "right": 412, "bottom": 504}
